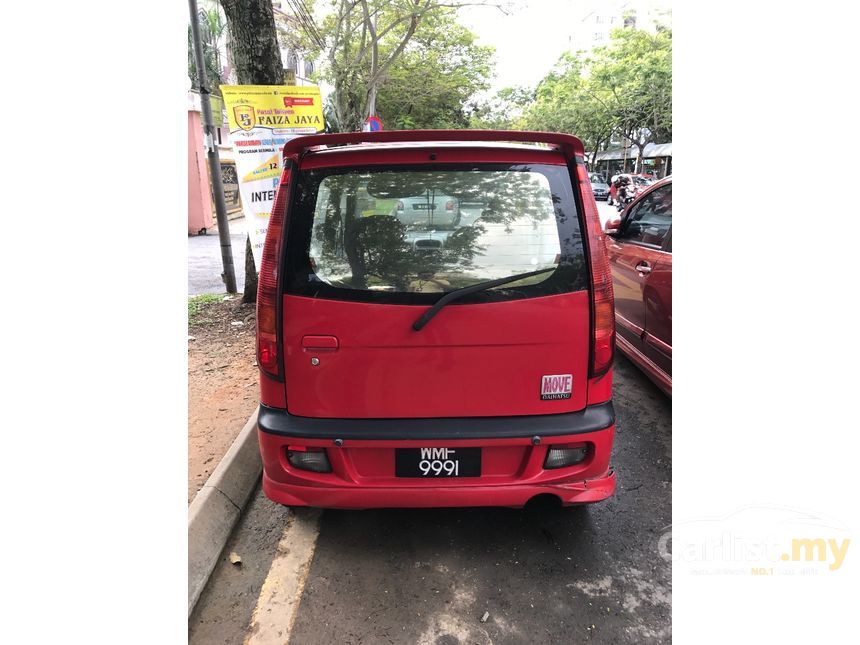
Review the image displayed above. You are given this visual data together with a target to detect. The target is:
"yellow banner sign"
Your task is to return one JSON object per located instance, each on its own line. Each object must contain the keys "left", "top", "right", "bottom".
{"left": 221, "top": 85, "right": 324, "bottom": 134}
{"left": 219, "top": 85, "right": 326, "bottom": 268}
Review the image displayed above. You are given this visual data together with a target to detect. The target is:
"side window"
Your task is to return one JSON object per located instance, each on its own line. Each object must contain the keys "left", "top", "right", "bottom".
{"left": 621, "top": 184, "right": 672, "bottom": 248}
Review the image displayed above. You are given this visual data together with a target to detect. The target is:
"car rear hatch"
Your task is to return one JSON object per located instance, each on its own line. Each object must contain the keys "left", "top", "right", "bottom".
{"left": 276, "top": 134, "right": 597, "bottom": 419}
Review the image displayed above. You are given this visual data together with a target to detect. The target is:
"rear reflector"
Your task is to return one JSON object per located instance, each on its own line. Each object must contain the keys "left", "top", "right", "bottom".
{"left": 544, "top": 444, "right": 589, "bottom": 469}
{"left": 287, "top": 448, "right": 332, "bottom": 473}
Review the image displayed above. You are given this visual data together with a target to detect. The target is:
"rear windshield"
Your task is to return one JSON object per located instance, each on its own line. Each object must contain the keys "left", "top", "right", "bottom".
{"left": 283, "top": 163, "right": 588, "bottom": 305}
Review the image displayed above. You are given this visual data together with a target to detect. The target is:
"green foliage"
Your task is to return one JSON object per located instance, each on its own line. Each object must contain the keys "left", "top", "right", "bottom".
{"left": 521, "top": 51, "right": 616, "bottom": 160}
{"left": 188, "top": 294, "right": 223, "bottom": 323}
{"left": 188, "top": 7, "right": 227, "bottom": 96}
{"left": 587, "top": 26, "right": 672, "bottom": 144}
{"left": 298, "top": 0, "right": 496, "bottom": 131}
{"left": 522, "top": 25, "right": 671, "bottom": 164}
{"left": 468, "top": 86, "right": 534, "bottom": 130}
{"left": 376, "top": 9, "right": 494, "bottom": 129}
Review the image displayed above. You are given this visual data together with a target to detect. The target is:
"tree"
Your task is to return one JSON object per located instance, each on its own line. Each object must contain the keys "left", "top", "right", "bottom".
{"left": 220, "top": 0, "right": 286, "bottom": 87}
{"left": 586, "top": 26, "right": 672, "bottom": 171}
{"left": 375, "top": 9, "right": 494, "bottom": 129}
{"left": 522, "top": 53, "right": 616, "bottom": 165}
{"left": 297, "top": 0, "right": 502, "bottom": 132}
{"left": 522, "top": 25, "right": 671, "bottom": 171}
{"left": 188, "top": 7, "right": 228, "bottom": 95}
{"left": 219, "top": 0, "right": 286, "bottom": 303}
{"left": 467, "top": 86, "right": 533, "bottom": 130}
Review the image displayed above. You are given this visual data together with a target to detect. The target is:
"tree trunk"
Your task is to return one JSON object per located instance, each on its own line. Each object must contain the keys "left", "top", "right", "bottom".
{"left": 589, "top": 138, "right": 604, "bottom": 168}
{"left": 220, "top": 0, "right": 284, "bottom": 86}
{"left": 243, "top": 235, "right": 256, "bottom": 301}
{"left": 220, "top": 0, "right": 285, "bottom": 303}
{"left": 342, "top": 184, "right": 367, "bottom": 288}
{"left": 366, "top": 11, "right": 379, "bottom": 118}
{"left": 633, "top": 142, "right": 646, "bottom": 173}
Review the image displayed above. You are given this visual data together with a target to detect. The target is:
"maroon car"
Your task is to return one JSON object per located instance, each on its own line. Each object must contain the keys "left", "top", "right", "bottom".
{"left": 603, "top": 177, "right": 672, "bottom": 396}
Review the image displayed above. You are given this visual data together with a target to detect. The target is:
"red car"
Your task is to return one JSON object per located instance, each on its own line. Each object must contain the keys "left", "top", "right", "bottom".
{"left": 255, "top": 130, "right": 617, "bottom": 509}
{"left": 604, "top": 177, "right": 672, "bottom": 396}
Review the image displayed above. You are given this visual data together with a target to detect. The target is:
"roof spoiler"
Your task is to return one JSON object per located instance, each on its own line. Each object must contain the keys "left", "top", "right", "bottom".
{"left": 281, "top": 129, "right": 586, "bottom": 162}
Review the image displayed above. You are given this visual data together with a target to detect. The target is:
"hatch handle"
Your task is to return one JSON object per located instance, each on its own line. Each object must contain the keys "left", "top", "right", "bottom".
{"left": 302, "top": 335, "right": 339, "bottom": 350}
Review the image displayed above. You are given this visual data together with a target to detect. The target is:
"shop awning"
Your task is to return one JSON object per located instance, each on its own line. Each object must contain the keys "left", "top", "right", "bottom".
{"left": 592, "top": 142, "right": 672, "bottom": 161}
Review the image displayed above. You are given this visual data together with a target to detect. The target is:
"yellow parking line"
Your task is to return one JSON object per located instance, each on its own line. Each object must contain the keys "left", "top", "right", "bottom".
{"left": 245, "top": 508, "right": 322, "bottom": 645}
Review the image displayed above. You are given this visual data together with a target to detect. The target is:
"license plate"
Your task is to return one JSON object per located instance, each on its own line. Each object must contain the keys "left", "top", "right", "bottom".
{"left": 395, "top": 447, "right": 481, "bottom": 477}
{"left": 412, "top": 203, "right": 436, "bottom": 210}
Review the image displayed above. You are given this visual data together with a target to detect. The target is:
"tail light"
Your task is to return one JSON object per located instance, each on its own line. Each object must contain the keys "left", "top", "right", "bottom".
{"left": 445, "top": 199, "right": 454, "bottom": 211}
{"left": 575, "top": 162, "right": 615, "bottom": 378}
{"left": 256, "top": 160, "right": 293, "bottom": 379}
{"left": 396, "top": 200, "right": 404, "bottom": 211}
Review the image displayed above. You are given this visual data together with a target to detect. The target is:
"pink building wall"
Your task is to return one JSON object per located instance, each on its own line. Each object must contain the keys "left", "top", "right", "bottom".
{"left": 188, "top": 111, "right": 214, "bottom": 235}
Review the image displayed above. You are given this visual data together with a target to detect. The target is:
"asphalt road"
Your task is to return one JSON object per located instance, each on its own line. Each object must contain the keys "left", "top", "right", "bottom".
{"left": 190, "top": 354, "right": 672, "bottom": 645}
{"left": 188, "top": 216, "right": 247, "bottom": 296}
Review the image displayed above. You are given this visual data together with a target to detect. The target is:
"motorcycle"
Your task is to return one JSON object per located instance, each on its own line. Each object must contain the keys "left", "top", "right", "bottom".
{"left": 615, "top": 185, "right": 639, "bottom": 212}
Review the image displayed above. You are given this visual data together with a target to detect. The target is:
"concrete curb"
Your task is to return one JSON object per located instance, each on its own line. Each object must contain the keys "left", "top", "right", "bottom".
{"left": 188, "top": 408, "right": 261, "bottom": 617}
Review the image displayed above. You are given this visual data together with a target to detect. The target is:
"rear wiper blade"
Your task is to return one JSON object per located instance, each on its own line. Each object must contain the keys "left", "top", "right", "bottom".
{"left": 412, "top": 266, "right": 557, "bottom": 331}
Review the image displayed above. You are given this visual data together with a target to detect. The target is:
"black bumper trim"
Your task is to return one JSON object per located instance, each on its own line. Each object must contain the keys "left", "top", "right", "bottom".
{"left": 257, "top": 402, "right": 615, "bottom": 441}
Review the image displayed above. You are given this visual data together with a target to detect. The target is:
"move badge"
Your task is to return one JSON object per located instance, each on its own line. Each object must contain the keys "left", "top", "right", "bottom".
{"left": 541, "top": 374, "right": 573, "bottom": 400}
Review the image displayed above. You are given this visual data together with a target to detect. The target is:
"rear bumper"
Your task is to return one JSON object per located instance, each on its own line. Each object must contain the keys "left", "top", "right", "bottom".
{"left": 258, "top": 401, "right": 614, "bottom": 440}
{"left": 257, "top": 403, "right": 616, "bottom": 509}
{"left": 262, "top": 469, "right": 615, "bottom": 509}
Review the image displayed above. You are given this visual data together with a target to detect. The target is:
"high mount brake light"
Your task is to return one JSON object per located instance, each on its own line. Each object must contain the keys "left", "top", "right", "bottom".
{"left": 256, "top": 161, "right": 293, "bottom": 379}
{"left": 575, "top": 162, "right": 615, "bottom": 378}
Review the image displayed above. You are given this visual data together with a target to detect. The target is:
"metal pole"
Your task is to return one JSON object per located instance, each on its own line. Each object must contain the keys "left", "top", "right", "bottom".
{"left": 367, "top": 12, "right": 378, "bottom": 118}
{"left": 188, "top": 0, "right": 237, "bottom": 293}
